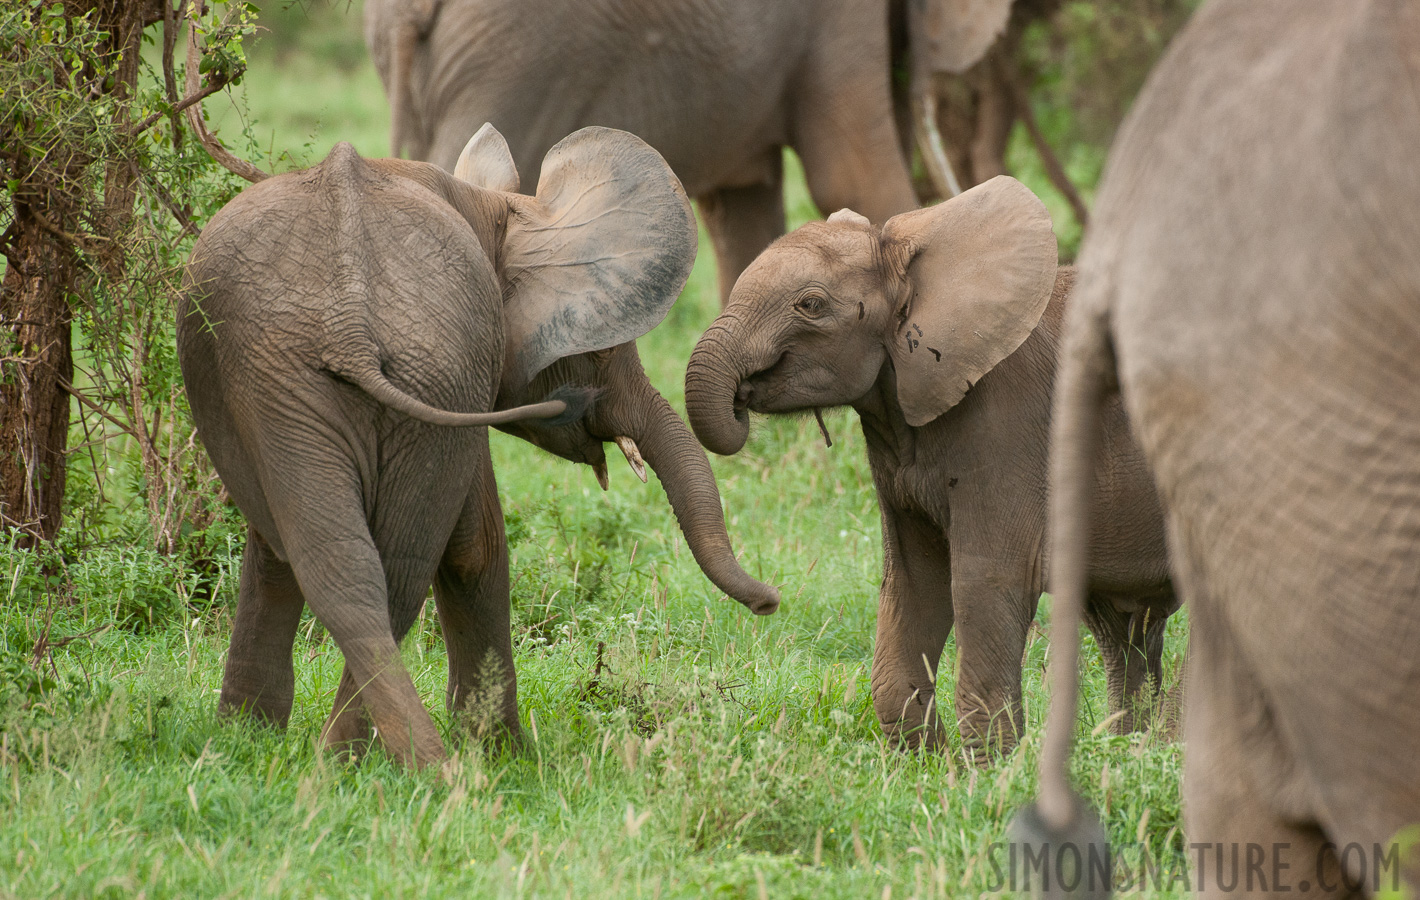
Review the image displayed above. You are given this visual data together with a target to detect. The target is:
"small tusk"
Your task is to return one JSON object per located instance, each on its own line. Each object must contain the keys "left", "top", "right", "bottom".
{"left": 592, "top": 459, "right": 609, "bottom": 491}
{"left": 814, "top": 408, "right": 833, "bottom": 448}
{"left": 915, "top": 89, "right": 963, "bottom": 199}
{"left": 614, "top": 435, "right": 648, "bottom": 482}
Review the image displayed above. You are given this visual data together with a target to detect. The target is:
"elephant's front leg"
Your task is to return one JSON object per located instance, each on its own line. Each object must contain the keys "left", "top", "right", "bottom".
{"left": 432, "top": 459, "right": 519, "bottom": 744}
{"left": 219, "top": 525, "right": 307, "bottom": 726}
{"left": 870, "top": 506, "right": 954, "bottom": 749}
{"left": 951, "top": 554, "right": 1039, "bottom": 759}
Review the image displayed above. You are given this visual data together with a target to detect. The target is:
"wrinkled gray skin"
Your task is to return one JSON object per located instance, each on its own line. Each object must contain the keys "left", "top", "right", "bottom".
{"left": 363, "top": 0, "right": 1016, "bottom": 305}
{"left": 685, "top": 179, "right": 1175, "bottom": 756}
{"left": 1033, "top": 0, "right": 1420, "bottom": 891}
{"left": 178, "top": 127, "right": 778, "bottom": 771}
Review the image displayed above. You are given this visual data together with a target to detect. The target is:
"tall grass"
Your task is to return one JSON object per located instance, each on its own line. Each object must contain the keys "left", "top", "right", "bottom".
{"left": 0, "top": 3, "right": 1188, "bottom": 896}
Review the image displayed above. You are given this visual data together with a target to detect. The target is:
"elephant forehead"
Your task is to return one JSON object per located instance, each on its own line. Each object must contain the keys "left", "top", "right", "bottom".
{"left": 751, "top": 224, "right": 878, "bottom": 284}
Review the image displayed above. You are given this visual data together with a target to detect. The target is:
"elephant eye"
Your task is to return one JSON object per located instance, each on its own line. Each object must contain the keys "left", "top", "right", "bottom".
{"left": 795, "top": 292, "right": 827, "bottom": 316}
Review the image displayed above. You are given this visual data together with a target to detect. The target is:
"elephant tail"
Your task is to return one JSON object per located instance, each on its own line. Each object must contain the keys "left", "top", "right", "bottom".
{"left": 1007, "top": 288, "right": 1113, "bottom": 896}
{"left": 340, "top": 362, "right": 591, "bottom": 428}
{"left": 387, "top": 1, "right": 441, "bottom": 159}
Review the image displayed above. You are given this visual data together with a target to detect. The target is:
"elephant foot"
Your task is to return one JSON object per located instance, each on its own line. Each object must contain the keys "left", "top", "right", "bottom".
{"left": 217, "top": 680, "right": 293, "bottom": 729}
{"left": 956, "top": 702, "right": 1024, "bottom": 762}
{"left": 875, "top": 687, "right": 944, "bottom": 750}
{"left": 321, "top": 701, "right": 375, "bottom": 762}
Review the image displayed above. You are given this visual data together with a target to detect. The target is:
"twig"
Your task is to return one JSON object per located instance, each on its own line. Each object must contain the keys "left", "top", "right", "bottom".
{"left": 56, "top": 377, "right": 144, "bottom": 441}
{"left": 129, "top": 79, "right": 227, "bottom": 136}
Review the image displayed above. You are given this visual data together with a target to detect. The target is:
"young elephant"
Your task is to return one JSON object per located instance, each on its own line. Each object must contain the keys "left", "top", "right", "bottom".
{"left": 179, "top": 126, "right": 778, "bottom": 771}
{"left": 684, "top": 177, "right": 1175, "bottom": 755}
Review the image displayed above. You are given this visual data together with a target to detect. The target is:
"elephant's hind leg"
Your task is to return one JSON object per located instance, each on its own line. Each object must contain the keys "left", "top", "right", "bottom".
{"left": 1082, "top": 594, "right": 1171, "bottom": 734}
{"left": 261, "top": 461, "right": 446, "bottom": 770}
{"left": 433, "top": 454, "right": 519, "bottom": 744}
{"left": 698, "top": 156, "right": 786, "bottom": 308}
{"left": 219, "top": 524, "right": 306, "bottom": 726}
{"left": 321, "top": 552, "right": 445, "bottom": 758}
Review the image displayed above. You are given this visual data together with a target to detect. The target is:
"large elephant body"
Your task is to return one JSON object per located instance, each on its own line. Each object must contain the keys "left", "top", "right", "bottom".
{"left": 1030, "top": 0, "right": 1420, "bottom": 891}
{"left": 179, "top": 127, "right": 777, "bottom": 770}
{"left": 363, "top": 0, "right": 1013, "bottom": 303}
{"left": 683, "top": 179, "right": 1176, "bottom": 756}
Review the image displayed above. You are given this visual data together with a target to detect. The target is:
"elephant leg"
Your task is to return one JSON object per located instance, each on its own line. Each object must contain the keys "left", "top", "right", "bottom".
{"left": 321, "top": 553, "right": 443, "bottom": 757}
{"left": 251, "top": 450, "right": 447, "bottom": 771}
{"left": 698, "top": 157, "right": 785, "bottom": 307}
{"left": 1082, "top": 596, "right": 1169, "bottom": 734}
{"left": 433, "top": 452, "right": 519, "bottom": 743}
{"left": 218, "top": 524, "right": 306, "bottom": 726}
{"left": 951, "top": 558, "right": 1038, "bottom": 759}
{"left": 869, "top": 506, "right": 953, "bottom": 749}
{"left": 1186, "top": 609, "right": 1356, "bottom": 898}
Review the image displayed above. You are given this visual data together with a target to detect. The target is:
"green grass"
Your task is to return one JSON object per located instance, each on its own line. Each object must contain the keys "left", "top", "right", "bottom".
{"left": 0, "top": 4, "right": 1187, "bottom": 896}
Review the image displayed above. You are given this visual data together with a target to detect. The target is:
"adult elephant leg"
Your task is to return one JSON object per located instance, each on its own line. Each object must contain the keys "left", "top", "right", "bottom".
{"left": 218, "top": 524, "right": 306, "bottom": 726}
{"left": 869, "top": 505, "right": 953, "bottom": 749}
{"left": 433, "top": 448, "right": 519, "bottom": 743}
{"left": 951, "top": 553, "right": 1038, "bottom": 759}
{"left": 698, "top": 159, "right": 785, "bottom": 308}
{"left": 1081, "top": 596, "right": 1170, "bottom": 734}
{"left": 1184, "top": 582, "right": 1346, "bottom": 898}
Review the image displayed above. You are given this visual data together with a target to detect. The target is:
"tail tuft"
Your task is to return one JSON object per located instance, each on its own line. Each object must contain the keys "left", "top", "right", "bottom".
{"left": 1007, "top": 798, "right": 1112, "bottom": 899}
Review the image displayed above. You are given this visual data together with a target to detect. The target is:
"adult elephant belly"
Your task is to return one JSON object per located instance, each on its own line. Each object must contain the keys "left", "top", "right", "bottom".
{"left": 417, "top": 0, "right": 802, "bottom": 196}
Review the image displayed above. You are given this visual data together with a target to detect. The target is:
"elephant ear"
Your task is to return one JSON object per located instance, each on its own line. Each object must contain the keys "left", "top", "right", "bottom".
{"left": 884, "top": 175, "right": 1056, "bottom": 426}
{"left": 499, "top": 127, "right": 697, "bottom": 390}
{"left": 913, "top": 0, "right": 1013, "bottom": 74}
{"left": 453, "top": 123, "right": 520, "bottom": 193}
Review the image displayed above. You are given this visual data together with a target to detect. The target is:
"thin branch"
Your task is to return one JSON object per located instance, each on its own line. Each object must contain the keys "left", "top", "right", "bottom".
{"left": 56, "top": 377, "right": 144, "bottom": 442}
{"left": 183, "top": 1, "right": 268, "bottom": 184}
{"left": 1000, "top": 58, "right": 1090, "bottom": 229}
{"left": 129, "top": 79, "right": 226, "bottom": 136}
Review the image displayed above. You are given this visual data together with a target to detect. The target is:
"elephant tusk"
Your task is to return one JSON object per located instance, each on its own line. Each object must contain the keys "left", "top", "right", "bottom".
{"left": 814, "top": 408, "right": 833, "bottom": 448}
{"left": 614, "top": 435, "right": 648, "bottom": 483}
{"left": 592, "top": 459, "right": 609, "bottom": 491}
{"left": 914, "top": 88, "right": 963, "bottom": 199}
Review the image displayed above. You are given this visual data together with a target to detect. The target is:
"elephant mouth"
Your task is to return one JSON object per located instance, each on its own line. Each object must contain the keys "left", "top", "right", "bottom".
{"left": 734, "top": 352, "right": 793, "bottom": 416}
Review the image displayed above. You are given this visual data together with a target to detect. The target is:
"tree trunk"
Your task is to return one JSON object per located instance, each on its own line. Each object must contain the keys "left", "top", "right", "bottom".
{"left": 0, "top": 221, "right": 75, "bottom": 547}
{"left": 0, "top": 0, "right": 156, "bottom": 546}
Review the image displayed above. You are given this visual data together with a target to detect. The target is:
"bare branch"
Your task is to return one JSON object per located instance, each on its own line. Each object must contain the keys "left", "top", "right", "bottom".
{"left": 1000, "top": 58, "right": 1090, "bottom": 229}
{"left": 183, "top": 1, "right": 268, "bottom": 184}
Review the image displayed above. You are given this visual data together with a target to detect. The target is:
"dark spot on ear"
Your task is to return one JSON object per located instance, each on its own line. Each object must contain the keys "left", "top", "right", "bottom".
{"left": 928, "top": 347, "right": 941, "bottom": 362}
{"left": 913, "top": 323, "right": 923, "bottom": 337}
{"left": 858, "top": 302, "right": 865, "bottom": 320}
{"left": 948, "top": 477, "right": 958, "bottom": 488}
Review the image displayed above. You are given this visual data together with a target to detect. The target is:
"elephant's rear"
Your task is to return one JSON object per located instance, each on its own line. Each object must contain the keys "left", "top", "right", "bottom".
{"left": 179, "top": 145, "right": 504, "bottom": 550}
{"left": 1055, "top": 0, "right": 1420, "bottom": 884}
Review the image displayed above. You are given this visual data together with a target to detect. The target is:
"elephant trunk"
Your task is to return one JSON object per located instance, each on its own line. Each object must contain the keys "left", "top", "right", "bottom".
{"left": 684, "top": 316, "right": 764, "bottom": 457}
{"left": 614, "top": 366, "right": 779, "bottom": 616}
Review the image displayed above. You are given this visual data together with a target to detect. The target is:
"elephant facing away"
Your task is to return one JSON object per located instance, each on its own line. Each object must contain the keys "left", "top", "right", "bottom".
{"left": 179, "top": 125, "right": 778, "bottom": 770}
{"left": 684, "top": 177, "right": 1176, "bottom": 756}
{"left": 1025, "top": 0, "right": 1420, "bottom": 892}
{"left": 363, "top": 0, "right": 1017, "bottom": 305}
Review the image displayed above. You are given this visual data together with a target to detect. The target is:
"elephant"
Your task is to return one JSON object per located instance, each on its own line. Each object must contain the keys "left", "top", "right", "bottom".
{"left": 683, "top": 176, "right": 1177, "bottom": 756}
{"left": 1022, "top": 0, "right": 1420, "bottom": 894}
{"left": 177, "top": 125, "right": 779, "bottom": 771}
{"left": 362, "top": 0, "right": 1019, "bottom": 305}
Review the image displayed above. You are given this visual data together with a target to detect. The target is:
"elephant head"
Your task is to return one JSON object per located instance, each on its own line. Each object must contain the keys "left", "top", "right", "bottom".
{"left": 433, "top": 124, "right": 780, "bottom": 615}
{"left": 685, "top": 175, "right": 1056, "bottom": 453}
